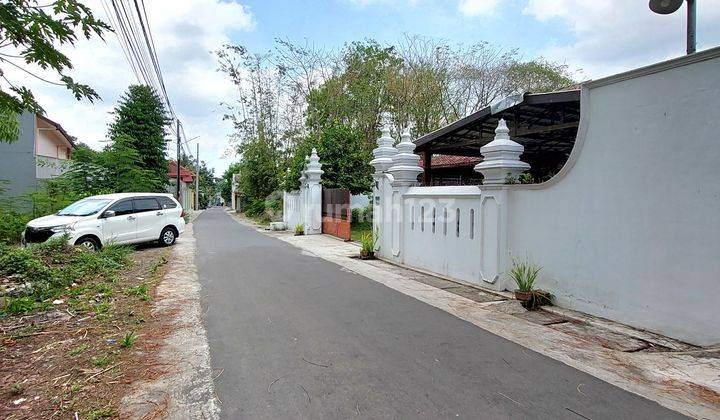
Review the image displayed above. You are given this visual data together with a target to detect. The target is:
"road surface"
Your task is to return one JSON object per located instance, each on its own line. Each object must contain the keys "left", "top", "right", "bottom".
{"left": 194, "top": 208, "right": 682, "bottom": 419}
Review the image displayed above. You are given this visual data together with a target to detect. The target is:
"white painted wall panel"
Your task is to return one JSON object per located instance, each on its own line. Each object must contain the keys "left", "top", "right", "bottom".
{"left": 506, "top": 52, "right": 720, "bottom": 346}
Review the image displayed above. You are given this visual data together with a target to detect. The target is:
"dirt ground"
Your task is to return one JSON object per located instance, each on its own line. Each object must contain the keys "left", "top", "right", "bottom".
{"left": 0, "top": 244, "right": 172, "bottom": 419}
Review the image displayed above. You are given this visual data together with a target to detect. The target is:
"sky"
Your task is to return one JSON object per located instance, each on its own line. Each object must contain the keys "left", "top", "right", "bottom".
{"left": 13, "top": 0, "right": 720, "bottom": 176}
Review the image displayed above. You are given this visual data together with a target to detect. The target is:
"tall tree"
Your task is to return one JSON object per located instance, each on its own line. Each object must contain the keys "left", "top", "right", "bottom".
{"left": 504, "top": 59, "right": 576, "bottom": 94}
{"left": 108, "top": 85, "right": 170, "bottom": 188}
{"left": 0, "top": 0, "right": 110, "bottom": 142}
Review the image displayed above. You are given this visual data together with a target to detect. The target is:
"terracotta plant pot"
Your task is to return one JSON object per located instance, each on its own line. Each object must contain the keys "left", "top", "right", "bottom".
{"left": 359, "top": 250, "right": 375, "bottom": 260}
{"left": 514, "top": 290, "right": 533, "bottom": 302}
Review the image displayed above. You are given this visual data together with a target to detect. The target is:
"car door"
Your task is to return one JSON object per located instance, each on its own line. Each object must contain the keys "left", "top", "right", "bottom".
{"left": 132, "top": 197, "right": 163, "bottom": 241}
{"left": 101, "top": 199, "right": 137, "bottom": 244}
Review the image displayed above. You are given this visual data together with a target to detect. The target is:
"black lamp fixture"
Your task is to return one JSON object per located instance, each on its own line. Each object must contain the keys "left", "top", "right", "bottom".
{"left": 648, "top": 0, "right": 697, "bottom": 54}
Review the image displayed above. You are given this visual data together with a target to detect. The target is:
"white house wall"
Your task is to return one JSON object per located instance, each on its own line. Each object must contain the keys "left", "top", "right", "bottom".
{"left": 505, "top": 50, "right": 720, "bottom": 346}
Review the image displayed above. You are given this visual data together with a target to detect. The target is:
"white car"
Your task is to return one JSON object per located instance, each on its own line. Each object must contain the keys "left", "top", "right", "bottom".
{"left": 22, "top": 193, "right": 186, "bottom": 251}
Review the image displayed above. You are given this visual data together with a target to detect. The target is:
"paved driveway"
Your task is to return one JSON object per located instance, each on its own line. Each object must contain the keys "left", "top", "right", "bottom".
{"left": 194, "top": 208, "right": 683, "bottom": 419}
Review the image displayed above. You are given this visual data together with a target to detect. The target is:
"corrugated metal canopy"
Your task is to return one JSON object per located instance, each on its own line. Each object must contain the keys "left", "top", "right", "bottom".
{"left": 414, "top": 89, "right": 581, "bottom": 158}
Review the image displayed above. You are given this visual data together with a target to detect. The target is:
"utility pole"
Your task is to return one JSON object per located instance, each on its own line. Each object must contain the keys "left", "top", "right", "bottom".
{"left": 175, "top": 119, "right": 181, "bottom": 200}
{"left": 195, "top": 142, "right": 200, "bottom": 210}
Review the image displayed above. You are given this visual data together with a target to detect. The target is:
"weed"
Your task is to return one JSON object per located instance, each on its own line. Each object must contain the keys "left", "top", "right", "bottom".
{"left": 70, "top": 344, "right": 89, "bottom": 357}
{"left": 120, "top": 331, "right": 137, "bottom": 348}
{"left": 91, "top": 354, "right": 112, "bottom": 367}
{"left": 509, "top": 257, "right": 542, "bottom": 292}
{"left": 124, "top": 283, "right": 148, "bottom": 300}
{"left": 149, "top": 255, "right": 167, "bottom": 276}
{"left": 6, "top": 296, "right": 35, "bottom": 314}
{"left": 88, "top": 407, "right": 119, "bottom": 419}
{"left": 9, "top": 383, "right": 23, "bottom": 396}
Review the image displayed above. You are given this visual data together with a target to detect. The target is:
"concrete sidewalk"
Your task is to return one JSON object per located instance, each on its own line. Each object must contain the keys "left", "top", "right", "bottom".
{"left": 235, "top": 214, "right": 720, "bottom": 419}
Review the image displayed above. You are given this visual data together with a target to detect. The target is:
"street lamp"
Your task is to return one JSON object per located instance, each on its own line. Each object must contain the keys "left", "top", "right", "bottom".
{"left": 648, "top": 0, "right": 697, "bottom": 54}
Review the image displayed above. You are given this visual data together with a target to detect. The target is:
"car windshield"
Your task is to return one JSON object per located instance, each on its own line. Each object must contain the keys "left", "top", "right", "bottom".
{"left": 57, "top": 199, "right": 112, "bottom": 216}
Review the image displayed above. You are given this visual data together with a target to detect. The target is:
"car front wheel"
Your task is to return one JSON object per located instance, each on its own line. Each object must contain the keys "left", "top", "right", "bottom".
{"left": 159, "top": 227, "right": 176, "bottom": 246}
{"left": 75, "top": 236, "right": 100, "bottom": 251}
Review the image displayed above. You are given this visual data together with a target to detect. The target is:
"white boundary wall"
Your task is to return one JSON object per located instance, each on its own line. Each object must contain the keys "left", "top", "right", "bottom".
{"left": 283, "top": 148, "right": 323, "bottom": 234}
{"left": 372, "top": 49, "right": 720, "bottom": 346}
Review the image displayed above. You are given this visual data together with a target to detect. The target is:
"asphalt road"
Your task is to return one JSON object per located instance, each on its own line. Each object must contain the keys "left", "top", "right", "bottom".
{"left": 194, "top": 208, "right": 683, "bottom": 419}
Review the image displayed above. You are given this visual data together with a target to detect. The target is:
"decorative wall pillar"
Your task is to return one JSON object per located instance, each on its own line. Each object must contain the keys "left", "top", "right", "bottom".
{"left": 304, "top": 148, "right": 324, "bottom": 235}
{"left": 386, "top": 127, "right": 424, "bottom": 262}
{"left": 369, "top": 123, "right": 398, "bottom": 257}
{"left": 474, "top": 119, "right": 529, "bottom": 185}
{"left": 473, "top": 119, "right": 530, "bottom": 291}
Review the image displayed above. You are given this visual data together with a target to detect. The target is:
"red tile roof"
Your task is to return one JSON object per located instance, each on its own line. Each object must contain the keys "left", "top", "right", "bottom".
{"left": 168, "top": 161, "right": 195, "bottom": 183}
{"left": 419, "top": 155, "right": 481, "bottom": 169}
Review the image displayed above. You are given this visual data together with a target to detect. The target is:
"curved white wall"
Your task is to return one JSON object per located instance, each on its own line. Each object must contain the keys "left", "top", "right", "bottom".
{"left": 506, "top": 50, "right": 720, "bottom": 346}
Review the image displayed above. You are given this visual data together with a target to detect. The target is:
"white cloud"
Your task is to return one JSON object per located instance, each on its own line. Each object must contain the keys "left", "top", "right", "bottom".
{"left": 458, "top": 0, "right": 498, "bottom": 17}
{"left": 523, "top": 0, "right": 720, "bottom": 78}
{"left": 5, "top": 0, "right": 253, "bottom": 176}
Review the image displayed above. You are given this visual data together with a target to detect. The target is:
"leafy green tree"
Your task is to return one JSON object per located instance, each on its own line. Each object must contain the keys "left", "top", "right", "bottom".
{"left": 285, "top": 122, "right": 371, "bottom": 194}
{"left": 108, "top": 85, "right": 170, "bottom": 188}
{"left": 237, "top": 136, "right": 280, "bottom": 201}
{"left": 505, "top": 59, "right": 576, "bottom": 94}
{"left": 219, "top": 163, "right": 240, "bottom": 205}
{"left": 0, "top": 0, "right": 110, "bottom": 141}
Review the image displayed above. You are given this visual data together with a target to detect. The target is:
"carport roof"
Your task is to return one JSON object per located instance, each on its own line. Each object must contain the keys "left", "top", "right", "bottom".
{"left": 414, "top": 89, "right": 581, "bottom": 157}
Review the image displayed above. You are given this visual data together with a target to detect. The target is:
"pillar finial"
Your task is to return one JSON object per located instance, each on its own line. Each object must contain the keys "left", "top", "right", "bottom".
{"left": 474, "top": 118, "right": 530, "bottom": 185}
{"left": 370, "top": 119, "right": 398, "bottom": 175}
{"left": 388, "top": 126, "right": 423, "bottom": 186}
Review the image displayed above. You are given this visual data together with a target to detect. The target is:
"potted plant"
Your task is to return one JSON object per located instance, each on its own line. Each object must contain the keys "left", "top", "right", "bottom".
{"left": 359, "top": 231, "right": 378, "bottom": 260}
{"left": 509, "top": 257, "right": 542, "bottom": 309}
{"left": 294, "top": 223, "right": 304, "bottom": 236}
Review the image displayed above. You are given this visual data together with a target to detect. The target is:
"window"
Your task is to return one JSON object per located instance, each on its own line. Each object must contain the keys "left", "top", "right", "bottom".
{"left": 443, "top": 208, "right": 448, "bottom": 235}
{"left": 157, "top": 196, "right": 177, "bottom": 209}
{"left": 470, "top": 209, "right": 475, "bottom": 239}
{"left": 432, "top": 207, "right": 436, "bottom": 233}
{"left": 108, "top": 200, "right": 134, "bottom": 216}
{"left": 456, "top": 208, "right": 460, "bottom": 237}
{"left": 57, "top": 199, "right": 111, "bottom": 216}
{"left": 133, "top": 198, "right": 160, "bottom": 212}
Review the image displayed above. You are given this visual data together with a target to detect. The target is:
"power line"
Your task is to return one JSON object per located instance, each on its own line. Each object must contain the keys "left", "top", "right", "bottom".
{"left": 102, "top": 0, "right": 196, "bottom": 162}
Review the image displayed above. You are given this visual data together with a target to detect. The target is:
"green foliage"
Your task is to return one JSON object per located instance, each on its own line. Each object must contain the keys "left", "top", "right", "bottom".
{"left": 359, "top": 230, "right": 378, "bottom": 254}
{"left": 219, "top": 162, "right": 240, "bottom": 205}
{"left": 0, "top": 0, "right": 110, "bottom": 130}
{"left": 125, "top": 283, "right": 149, "bottom": 301}
{"left": 505, "top": 59, "right": 576, "bottom": 94}
{"left": 0, "top": 109, "right": 20, "bottom": 143}
{"left": 108, "top": 85, "right": 170, "bottom": 187}
{"left": 509, "top": 257, "right": 542, "bottom": 292}
{"left": 0, "top": 239, "right": 131, "bottom": 316}
{"left": 351, "top": 203, "right": 373, "bottom": 224}
{"left": 285, "top": 122, "right": 372, "bottom": 194}
{"left": 120, "top": 331, "right": 137, "bottom": 348}
{"left": 237, "top": 136, "right": 280, "bottom": 201}
{"left": 6, "top": 296, "right": 35, "bottom": 314}
{"left": 295, "top": 223, "right": 304, "bottom": 235}
{"left": 0, "top": 211, "right": 31, "bottom": 244}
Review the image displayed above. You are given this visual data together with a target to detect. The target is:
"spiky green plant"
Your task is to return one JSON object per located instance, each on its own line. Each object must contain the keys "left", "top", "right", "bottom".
{"left": 509, "top": 257, "right": 541, "bottom": 292}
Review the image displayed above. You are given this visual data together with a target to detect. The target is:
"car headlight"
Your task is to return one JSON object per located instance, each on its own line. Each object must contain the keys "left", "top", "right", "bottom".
{"left": 50, "top": 224, "right": 75, "bottom": 233}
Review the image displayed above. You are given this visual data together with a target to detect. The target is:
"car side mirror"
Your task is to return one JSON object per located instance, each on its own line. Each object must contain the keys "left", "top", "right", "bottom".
{"left": 102, "top": 210, "right": 116, "bottom": 218}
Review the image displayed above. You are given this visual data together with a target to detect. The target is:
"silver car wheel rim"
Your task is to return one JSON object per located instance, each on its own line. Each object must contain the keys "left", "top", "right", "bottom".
{"left": 163, "top": 231, "right": 174, "bottom": 244}
{"left": 81, "top": 241, "right": 95, "bottom": 251}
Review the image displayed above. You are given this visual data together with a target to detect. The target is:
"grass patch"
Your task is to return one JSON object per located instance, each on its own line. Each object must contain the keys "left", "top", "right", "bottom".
{"left": 350, "top": 221, "right": 372, "bottom": 243}
{"left": 0, "top": 238, "right": 132, "bottom": 316}
{"left": 70, "top": 344, "right": 90, "bottom": 357}
{"left": 121, "top": 331, "right": 137, "bottom": 348}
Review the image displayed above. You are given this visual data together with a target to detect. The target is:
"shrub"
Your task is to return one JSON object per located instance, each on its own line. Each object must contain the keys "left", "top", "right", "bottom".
{"left": 295, "top": 223, "right": 304, "bottom": 235}
{"left": 351, "top": 203, "right": 373, "bottom": 225}
{"left": 509, "top": 257, "right": 542, "bottom": 292}
{"left": 359, "top": 230, "right": 378, "bottom": 254}
{"left": 0, "top": 212, "right": 31, "bottom": 245}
